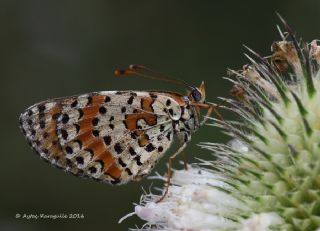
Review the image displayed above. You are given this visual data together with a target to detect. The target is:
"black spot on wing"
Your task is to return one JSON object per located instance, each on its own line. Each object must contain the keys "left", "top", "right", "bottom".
{"left": 127, "top": 96, "right": 134, "bottom": 105}
{"left": 39, "top": 120, "right": 45, "bottom": 129}
{"left": 134, "top": 155, "right": 142, "bottom": 166}
{"left": 38, "top": 113, "right": 45, "bottom": 120}
{"left": 129, "top": 147, "right": 137, "bottom": 156}
{"left": 92, "top": 118, "right": 99, "bottom": 126}
{"left": 76, "top": 156, "right": 84, "bottom": 165}
{"left": 65, "top": 146, "right": 73, "bottom": 154}
{"left": 28, "top": 110, "right": 33, "bottom": 116}
{"left": 38, "top": 104, "right": 46, "bottom": 113}
{"left": 71, "top": 100, "right": 78, "bottom": 108}
{"left": 125, "top": 168, "right": 133, "bottom": 175}
{"left": 105, "top": 96, "right": 111, "bottom": 102}
{"left": 99, "top": 106, "right": 107, "bottom": 114}
{"left": 74, "top": 124, "right": 80, "bottom": 133}
{"left": 145, "top": 143, "right": 155, "bottom": 152}
{"left": 118, "top": 158, "right": 126, "bottom": 167}
{"left": 103, "top": 135, "right": 112, "bottom": 145}
{"left": 166, "top": 132, "right": 172, "bottom": 141}
{"left": 160, "top": 125, "right": 165, "bottom": 132}
{"left": 60, "top": 129, "right": 68, "bottom": 140}
{"left": 62, "top": 114, "right": 69, "bottom": 124}
{"left": 27, "top": 119, "right": 32, "bottom": 125}
{"left": 130, "top": 132, "right": 137, "bottom": 139}
{"left": 111, "top": 178, "right": 121, "bottom": 184}
{"left": 87, "top": 96, "right": 93, "bottom": 105}
{"left": 114, "top": 143, "right": 123, "bottom": 154}
{"left": 78, "top": 109, "right": 84, "bottom": 119}
{"left": 43, "top": 132, "right": 49, "bottom": 139}
{"left": 92, "top": 130, "right": 100, "bottom": 137}
{"left": 88, "top": 166, "right": 97, "bottom": 174}
{"left": 149, "top": 93, "right": 158, "bottom": 99}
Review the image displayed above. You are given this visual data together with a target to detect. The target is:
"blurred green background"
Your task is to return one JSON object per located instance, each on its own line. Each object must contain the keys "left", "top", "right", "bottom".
{"left": 1, "top": 0, "right": 320, "bottom": 230}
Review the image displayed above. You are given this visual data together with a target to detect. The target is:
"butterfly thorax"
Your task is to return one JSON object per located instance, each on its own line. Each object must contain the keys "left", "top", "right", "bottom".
{"left": 170, "top": 96, "right": 200, "bottom": 143}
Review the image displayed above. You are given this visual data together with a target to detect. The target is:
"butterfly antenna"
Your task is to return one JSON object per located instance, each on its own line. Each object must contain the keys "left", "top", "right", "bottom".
{"left": 114, "top": 65, "right": 192, "bottom": 89}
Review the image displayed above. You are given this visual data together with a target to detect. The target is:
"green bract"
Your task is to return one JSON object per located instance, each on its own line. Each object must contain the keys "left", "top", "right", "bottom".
{"left": 129, "top": 18, "right": 320, "bottom": 231}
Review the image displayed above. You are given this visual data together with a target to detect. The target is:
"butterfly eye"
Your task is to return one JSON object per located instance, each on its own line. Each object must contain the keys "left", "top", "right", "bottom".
{"left": 191, "top": 89, "right": 202, "bottom": 101}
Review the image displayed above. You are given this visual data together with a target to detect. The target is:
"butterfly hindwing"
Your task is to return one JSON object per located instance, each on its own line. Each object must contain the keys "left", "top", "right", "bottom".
{"left": 20, "top": 91, "right": 185, "bottom": 184}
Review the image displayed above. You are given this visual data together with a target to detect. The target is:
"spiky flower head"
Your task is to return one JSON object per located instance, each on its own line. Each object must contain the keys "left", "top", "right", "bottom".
{"left": 124, "top": 16, "right": 320, "bottom": 231}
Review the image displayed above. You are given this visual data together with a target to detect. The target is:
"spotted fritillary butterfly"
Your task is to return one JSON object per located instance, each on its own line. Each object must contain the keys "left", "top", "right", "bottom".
{"left": 19, "top": 65, "right": 218, "bottom": 201}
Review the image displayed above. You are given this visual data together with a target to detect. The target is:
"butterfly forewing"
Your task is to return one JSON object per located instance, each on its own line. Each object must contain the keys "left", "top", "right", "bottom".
{"left": 19, "top": 91, "right": 189, "bottom": 184}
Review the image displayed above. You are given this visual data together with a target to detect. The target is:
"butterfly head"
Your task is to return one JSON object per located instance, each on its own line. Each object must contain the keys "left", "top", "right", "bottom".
{"left": 189, "top": 81, "right": 206, "bottom": 104}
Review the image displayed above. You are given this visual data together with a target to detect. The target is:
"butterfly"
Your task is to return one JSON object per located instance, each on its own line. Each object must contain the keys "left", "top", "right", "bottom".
{"left": 19, "top": 65, "right": 220, "bottom": 202}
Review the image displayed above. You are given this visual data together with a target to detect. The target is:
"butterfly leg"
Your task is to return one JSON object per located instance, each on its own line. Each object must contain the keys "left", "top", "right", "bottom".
{"left": 180, "top": 150, "right": 188, "bottom": 170}
{"left": 192, "top": 103, "right": 221, "bottom": 125}
{"left": 200, "top": 104, "right": 214, "bottom": 126}
{"left": 192, "top": 102, "right": 225, "bottom": 126}
{"left": 156, "top": 143, "right": 187, "bottom": 203}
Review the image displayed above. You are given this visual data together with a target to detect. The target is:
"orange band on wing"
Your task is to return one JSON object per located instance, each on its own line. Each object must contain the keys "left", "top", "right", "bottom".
{"left": 138, "top": 133, "right": 149, "bottom": 147}
{"left": 105, "top": 163, "right": 122, "bottom": 179}
{"left": 81, "top": 95, "right": 105, "bottom": 119}
{"left": 97, "top": 150, "right": 114, "bottom": 167}
{"left": 124, "top": 97, "right": 157, "bottom": 130}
